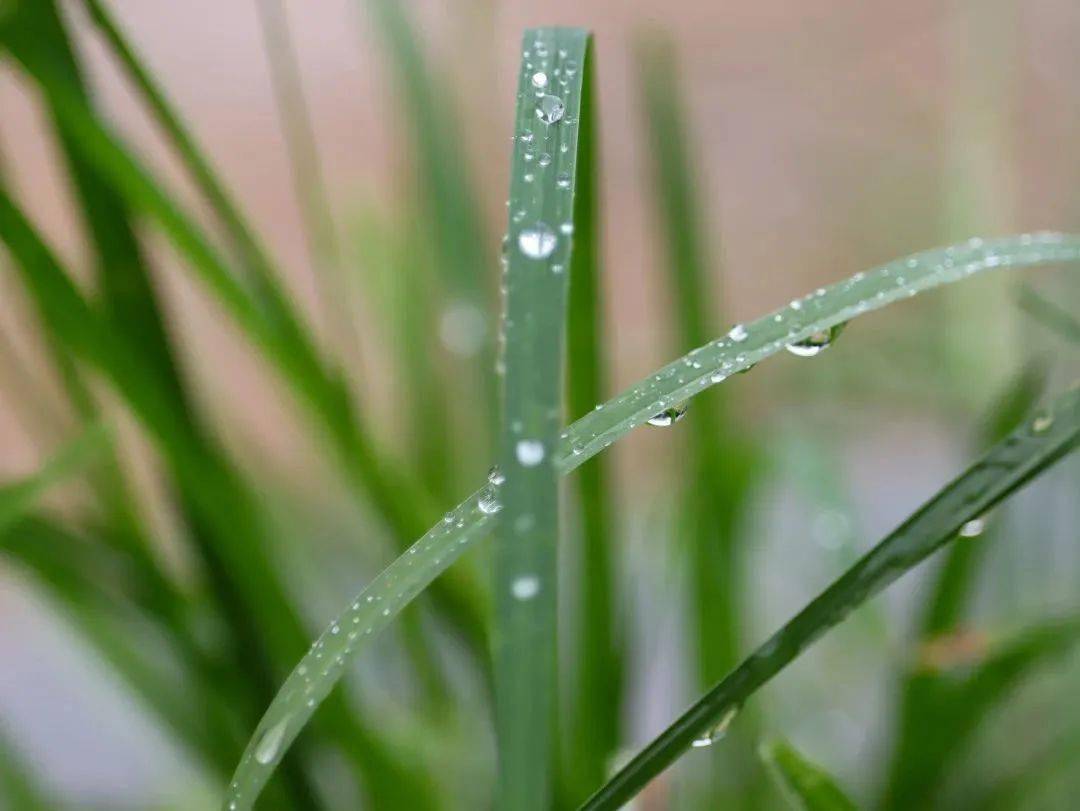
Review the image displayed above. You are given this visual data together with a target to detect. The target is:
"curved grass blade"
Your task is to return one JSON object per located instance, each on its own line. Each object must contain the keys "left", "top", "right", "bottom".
{"left": 225, "top": 233, "right": 1080, "bottom": 808}
{"left": 579, "top": 386, "right": 1080, "bottom": 810}
{"left": 759, "top": 738, "right": 858, "bottom": 811}
{"left": 494, "top": 28, "right": 588, "bottom": 810}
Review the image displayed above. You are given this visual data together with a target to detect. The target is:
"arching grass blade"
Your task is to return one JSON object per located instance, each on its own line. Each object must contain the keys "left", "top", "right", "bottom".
{"left": 579, "top": 386, "right": 1080, "bottom": 810}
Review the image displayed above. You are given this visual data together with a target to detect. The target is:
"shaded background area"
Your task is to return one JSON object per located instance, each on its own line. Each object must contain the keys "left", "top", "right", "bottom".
{"left": 1, "top": 0, "right": 1079, "bottom": 808}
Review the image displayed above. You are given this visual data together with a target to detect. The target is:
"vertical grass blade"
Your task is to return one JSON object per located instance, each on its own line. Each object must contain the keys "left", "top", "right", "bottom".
{"left": 224, "top": 234, "right": 1080, "bottom": 807}
{"left": 635, "top": 29, "right": 760, "bottom": 689}
{"left": 580, "top": 386, "right": 1080, "bottom": 810}
{"left": 494, "top": 28, "right": 590, "bottom": 810}
{"left": 759, "top": 738, "right": 859, "bottom": 811}
{"left": 562, "top": 34, "right": 622, "bottom": 802}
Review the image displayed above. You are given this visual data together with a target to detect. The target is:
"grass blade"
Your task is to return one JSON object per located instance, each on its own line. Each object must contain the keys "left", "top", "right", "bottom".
{"left": 562, "top": 32, "right": 622, "bottom": 802}
{"left": 224, "top": 232, "right": 1080, "bottom": 808}
{"left": 493, "top": 28, "right": 589, "bottom": 810}
{"left": 1017, "top": 283, "right": 1080, "bottom": 345}
{"left": 883, "top": 617, "right": 1080, "bottom": 809}
{"left": 759, "top": 738, "right": 859, "bottom": 811}
{"left": 579, "top": 386, "right": 1080, "bottom": 810}
{"left": 0, "top": 424, "right": 108, "bottom": 534}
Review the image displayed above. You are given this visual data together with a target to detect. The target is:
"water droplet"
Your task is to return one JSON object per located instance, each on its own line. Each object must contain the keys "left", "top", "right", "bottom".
{"left": 786, "top": 322, "right": 847, "bottom": 357}
{"left": 556, "top": 172, "right": 571, "bottom": 189}
{"left": 518, "top": 223, "right": 557, "bottom": 259}
{"left": 1031, "top": 411, "right": 1054, "bottom": 434}
{"left": 559, "top": 221, "right": 574, "bottom": 235}
{"left": 511, "top": 575, "right": 541, "bottom": 600}
{"left": 478, "top": 493, "right": 502, "bottom": 515}
{"left": 691, "top": 705, "right": 739, "bottom": 748}
{"left": 531, "top": 71, "right": 548, "bottom": 89}
{"left": 254, "top": 718, "right": 289, "bottom": 765}
{"left": 959, "top": 517, "right": 986, "bottom": 538}
{"left": 535, "top": 94, "right": 566, "bottom": 125}
{"left": 515, "top": 439, "right": 545, "bottom": 466}
{"left": 487, "top": 466, "right": 506, "bottom": 486}
{"left": 519, "top": 131, "right": 534, "bottom": 144}
{"left": 647, "top": 404, "right": 687, "bottom": 427}
{"left": 538, "top": 153, "right": 552, "bottom": 167}
{"left": 728, "top": 324, "right": 748, "bottom": 342}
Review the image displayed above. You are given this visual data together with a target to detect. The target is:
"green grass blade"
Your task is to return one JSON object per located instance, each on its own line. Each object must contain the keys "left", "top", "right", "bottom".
{"left": 883, "top": 617, "right": 1080, "bottom": 810}
{"left": 363, "top": 0, "right": 490, "bottom": 320}
{"left": 0, "top": 723, "right": 56, "bottom": 810}
{"left": 580, "top": 386, "right": 1080, "bottom": 809}
{"left": 1017, "top": 283, "right": 1080, "bottom": 344}
{"left": 635, "top": 29, "right": 760, "bottom": 690}
{"left": 222, "top": 487, "right": 497, "bottom": 809}
{"left": 493, "top": 28, "right": 589, "bottom": 810}
{"left": 759, "top": 739, "right": 859, "bottom": 811}
{"left": 224, "top": 232, "right": 1080, "bottom": 808}
{"left": 917, "top": 365, "right": 1047, "bottom": 638}
{"left": 253, "top": 0, "right": 345, "bottom": 330}
{"left": 0, "top": 424, "right": 108, "bottom": 534}
{"left": 2, "top": 12, "right": 486, "bottom": 655}
{"left": 562, "top": 32, "right": 622, "bottom": 801}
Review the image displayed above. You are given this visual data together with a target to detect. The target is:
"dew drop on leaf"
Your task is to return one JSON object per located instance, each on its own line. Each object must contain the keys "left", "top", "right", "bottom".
{"left": 535, "top": 94, "right": 566, "bottom": 125}
{"left": 518, "top": 223, "right": 557, "bottom": 259}
{"left": 691, "top": 705, "right": 739, "bottom": 749}
{"left": 786, "top": 322, "right": 847, "bottom": 357}
{"left": 647, "top": 404, "right": 687, "bottom": 427}
{"left": 478, "top": 493, "right": 502, "bottom": 515}
{"left": 531, "top": 71, "right": 548, "bottom": 89}
{"left": 254, "top": 718, "right": 290, "bottom": 765}
{"left": 515, "top": 439, "right": 545, "bottom": 466}
{"left": 727, "top": 323, "right": 748, "bottom": 343}
{"left": 959, "top": 517, "right": 986, "bottom": 538}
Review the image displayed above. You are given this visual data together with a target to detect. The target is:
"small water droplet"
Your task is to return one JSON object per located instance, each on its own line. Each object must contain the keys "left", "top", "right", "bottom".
{"left": 728, "top": 324, "right": 748, "bottom": 342}
{"left": 254, "top": 718, "right": 290, "bottom": 765}
{"left": 556, "top": 172, "right": 571, "bottom": 189}
{"left": 478, "top": 493, "right": 502, "bottom": 515}
{"left": 538, "top": 153, "right": 552, "bottom": 167}
{"left": 511, "top": 575, "right": 541, "bottom": 600}
{"left": 531, "top": 71, "right": 548, "bottom": 89}
{"left": 647, "top": 404, "right": 687, "bottom": 427}
{"left": 786, "top": 322, "right": 847, "bottom": 358}
{"left": 518, "top": 223, "right": 557, "bottom": 259}
{"left": 535, "top": 94, "right": 566, "bottom": 125}
{"left": 488, "top": 466, "right": 506, "bottom": 486}
{"left": 1031, "top": 411, "right": 1054, "bottom": 434}
{"left": 519, "top": 131, "right": 534, "bottom": 144}
{"left": 959, "top": 517, "right": 986, "bottom": 538}
{"left": 515, "top": 439, "right": 545, "bottom": 466}
{"left": 691, "top": 705, "right": 740, "bottom": 748}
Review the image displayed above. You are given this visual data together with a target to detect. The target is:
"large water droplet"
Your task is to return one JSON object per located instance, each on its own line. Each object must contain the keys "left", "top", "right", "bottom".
{"left": 691, "top": 705, "right": 739, "bottom": 749}
{"left": 515, "top": 439, "right": 545, "bottom": 466}
{"left": 647, "top": 404, "right": 687, "bottom": 427}
{"left": 786, "top": 322, "right": 847, "bottom": 357}
{"left": 727, "top": 324, "right": 748, "bottom": 343}
{"left": 535, "top": 94, "right": 566, "bottom": 125}
{"left": 487, "top": 466, "right": 506, "bottom": 486}
{"left": 518, "top": 223, "right": 557, "bottom": 260}
{"left": 531, "top": 71, "right": 548, "bottom": 89}
{"left": 254, "top": 718, "right": 289, "bottom": 765}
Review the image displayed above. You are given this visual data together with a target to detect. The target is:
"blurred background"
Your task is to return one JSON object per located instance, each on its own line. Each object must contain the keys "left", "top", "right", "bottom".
{"left": 1, "top": 0, "right": 1079, "bottom": 808}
